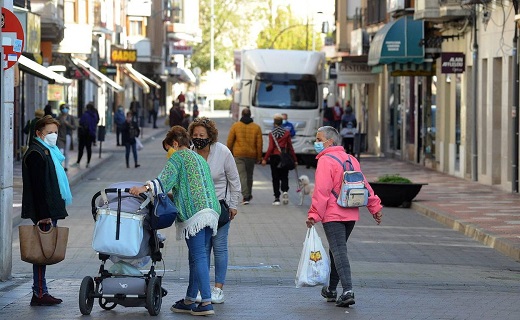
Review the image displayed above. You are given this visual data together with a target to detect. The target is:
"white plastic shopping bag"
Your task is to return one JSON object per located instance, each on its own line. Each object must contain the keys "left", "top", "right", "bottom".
{"left": 135, "top": 137, "right": 144, "bottom": 150}
{"left": 295, "top": 226, "right": 330, "bottom": 288}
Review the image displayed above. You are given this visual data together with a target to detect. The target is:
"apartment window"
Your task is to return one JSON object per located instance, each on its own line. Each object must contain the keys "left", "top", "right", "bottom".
{"left": 172, "top": 0, "right": 183, "bottom": 23}
{"left": 128, "top": 17, "right": 146, "bottom": 36}
{"left": 64, "top": 0, "right": 88, "bottom": 24}
{"left": 367, "top": 0, "right": 386, "bottom": 25}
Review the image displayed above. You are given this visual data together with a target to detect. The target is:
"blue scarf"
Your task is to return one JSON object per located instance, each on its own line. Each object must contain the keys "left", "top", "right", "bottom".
{"left": 35, "top": 137, "right": 73, "bottom": 205}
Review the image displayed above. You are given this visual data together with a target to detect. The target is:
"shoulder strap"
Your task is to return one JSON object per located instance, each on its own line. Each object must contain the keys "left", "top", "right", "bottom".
{"left": 271, "top": 133, "right": 282, "bottom": 152}
{"left": 324, "top": 154, "right": 347, "bottom": 171}
{"left": 324, "top": 154, "right": 345, "bottom": 199}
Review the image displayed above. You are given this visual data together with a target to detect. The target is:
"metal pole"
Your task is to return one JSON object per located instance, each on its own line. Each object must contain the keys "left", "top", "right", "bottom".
{"left": 513, "top": 1, "right": 519, "bottom": 193}
{"left": 210, "top": 0, "right": 214, "bottom": 112}
{"left": 471, "top": 5, "right": 479, "bottom": 181}
{"left": 0, "top": 0, "right": 15, "bottom": 281}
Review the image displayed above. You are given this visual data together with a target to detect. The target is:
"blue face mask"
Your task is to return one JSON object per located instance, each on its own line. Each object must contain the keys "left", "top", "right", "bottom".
{"left": 62, "top": 108, "right": 69, "bottom": 113}
{"left": 282, "top": 120, "right": 287, "bottom": 124}
{"left": 314, "top": 141, "right": 325, "bottom": 153}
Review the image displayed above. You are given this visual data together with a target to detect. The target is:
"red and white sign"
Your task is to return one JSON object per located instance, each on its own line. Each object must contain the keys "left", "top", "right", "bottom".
{"left": 2, "top": 7, "right": 25, "bottom": 70}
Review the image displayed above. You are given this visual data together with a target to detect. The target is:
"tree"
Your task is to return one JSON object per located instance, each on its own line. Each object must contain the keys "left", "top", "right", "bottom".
{"left": 256, "top": 5, "right": 323, "bottom": 51}
{"left": 191, "top": 0, "right": 265, "bottom": 74}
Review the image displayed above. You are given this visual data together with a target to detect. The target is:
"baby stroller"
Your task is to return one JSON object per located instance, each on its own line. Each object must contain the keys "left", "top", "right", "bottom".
{"left": 79, "top": 182, "right": 166, "bottom": 316}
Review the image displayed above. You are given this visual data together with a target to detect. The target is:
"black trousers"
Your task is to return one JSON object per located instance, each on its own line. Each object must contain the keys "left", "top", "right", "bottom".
{"left": 77, "top": 134, "right": 93, "bottom": 164}
{"left": 269, "top": 155, "right": 290, "bottom": 199}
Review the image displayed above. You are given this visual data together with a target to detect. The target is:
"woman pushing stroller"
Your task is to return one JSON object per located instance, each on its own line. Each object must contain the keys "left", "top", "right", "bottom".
{"left": 129, "top": 125, "right": 220, "bottom": 316}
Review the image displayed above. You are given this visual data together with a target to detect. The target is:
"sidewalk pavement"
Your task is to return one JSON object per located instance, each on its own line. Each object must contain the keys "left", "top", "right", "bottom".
{"left": 10, "top": 111, "right": 520, "bottom": 262}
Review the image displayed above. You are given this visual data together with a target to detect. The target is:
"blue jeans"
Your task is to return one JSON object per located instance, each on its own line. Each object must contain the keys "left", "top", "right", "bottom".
{"left": 207, "top": 221, "right": 230, "bottom": 285}
{"left": 185, "top": 227, "right": 212, "bottom": 303}
{"left": 32, "top": 221, "right": 57, "bottom": 297}
{"left": 125, "top": 142, "right": 138, "bottom": 166}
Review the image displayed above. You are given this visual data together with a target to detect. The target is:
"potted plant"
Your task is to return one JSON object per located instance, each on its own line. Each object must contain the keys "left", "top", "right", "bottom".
{"left": 369, "top": 174, "right": 427, "bottom": 208}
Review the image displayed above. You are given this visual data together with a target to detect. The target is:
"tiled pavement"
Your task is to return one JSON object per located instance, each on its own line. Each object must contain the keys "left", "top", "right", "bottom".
{"left": 10, "top": 112, "right": 520, "bottom": 261}
{"left": 1, "top": 111, "right": 519, "bottom": 319}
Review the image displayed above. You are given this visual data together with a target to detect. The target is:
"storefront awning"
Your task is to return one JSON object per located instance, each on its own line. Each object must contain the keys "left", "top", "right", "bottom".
{"left": 122, "top": 64, "right": 150, "bottom": 94}
{"left": 168, "top": 67, "right": 196, "bottom": 84}
{"left": 368, "top": 16, "right": 425, "bottom": 66}
{"left": 18, "top": 56, "right": 72, "bottom": 85}
{"left": 122, "top": 64, "right": 162, "bottom": 94}
{"left": 71, "top": 57, "right": 124, "bottom": 92}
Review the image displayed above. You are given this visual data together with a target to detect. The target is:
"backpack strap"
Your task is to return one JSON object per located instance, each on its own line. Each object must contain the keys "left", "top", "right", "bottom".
{"left": 324, "top": 154, "right": 347, "bottom": 200}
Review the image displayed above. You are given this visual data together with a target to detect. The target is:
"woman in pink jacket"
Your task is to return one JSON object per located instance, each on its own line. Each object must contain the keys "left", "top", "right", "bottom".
{"left": 306, "top": 126, "right": 383, "bottom": 308}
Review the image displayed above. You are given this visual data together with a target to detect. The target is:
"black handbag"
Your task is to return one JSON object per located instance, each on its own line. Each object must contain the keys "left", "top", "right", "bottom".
{"left": 218, "top": 181, "right": 230, "bottom": 229}
{"left": 150, "top": 179, "right": 178, "bottom": 229}
{"left": 218, "top": 200, "right": 230, "bottom": 229}
{"left": 272, "top": 134, "right": 295, "bottom": 170}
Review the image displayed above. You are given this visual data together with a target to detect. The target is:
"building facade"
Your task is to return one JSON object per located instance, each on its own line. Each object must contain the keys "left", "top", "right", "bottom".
{"left": 331, "top": 0, "right": 520, "bottom": 193}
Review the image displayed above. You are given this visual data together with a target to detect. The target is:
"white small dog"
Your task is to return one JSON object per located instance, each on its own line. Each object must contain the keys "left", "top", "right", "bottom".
{"left": 297, "top": 175, "right": 315, "bottom": 205}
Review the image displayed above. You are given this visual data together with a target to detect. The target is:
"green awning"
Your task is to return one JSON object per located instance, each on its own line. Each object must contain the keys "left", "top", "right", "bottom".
{"left": 368, "top": 16, "right": 424, "bottom": 66}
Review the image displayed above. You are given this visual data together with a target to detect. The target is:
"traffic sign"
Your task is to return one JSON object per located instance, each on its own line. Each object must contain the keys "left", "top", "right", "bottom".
{"left": 2, "top": 7, "right": 25, "bottom": 70}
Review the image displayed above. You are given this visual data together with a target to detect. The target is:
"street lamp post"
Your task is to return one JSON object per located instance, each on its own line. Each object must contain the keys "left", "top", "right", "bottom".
{"left": 513, "top": 0, "right": 519, "bottom": 193}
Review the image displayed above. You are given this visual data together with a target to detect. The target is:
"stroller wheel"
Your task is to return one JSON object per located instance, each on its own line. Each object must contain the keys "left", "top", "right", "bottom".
{"left": 146, "top": 277, "right": 162, "bottom": 316}
{"left": 79, "top": 276, "right": 95, "bottom": 315}
{"left": 99, "top": 298, "right": 117, "bottom": 310}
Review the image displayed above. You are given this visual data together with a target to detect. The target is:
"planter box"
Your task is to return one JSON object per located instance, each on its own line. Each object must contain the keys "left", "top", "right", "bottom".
{"left": 370, "top": 182, "right": 427, "bottom": 208}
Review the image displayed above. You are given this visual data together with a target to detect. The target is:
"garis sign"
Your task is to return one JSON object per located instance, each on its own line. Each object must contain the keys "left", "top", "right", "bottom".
{"left": 111, "top": 47, "right": 137, "bottom": 63}
{"left": 441, "top": 52, "right": 465, "bottom": 74}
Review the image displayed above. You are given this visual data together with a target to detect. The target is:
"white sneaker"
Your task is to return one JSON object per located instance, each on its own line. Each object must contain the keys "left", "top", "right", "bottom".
{"left": 272, "top": 199, "right": 281, "bottom": 206}
{"left": 282, "top": 192, "right": 289, "bottom": 205}
{"left": 211, "top": 287, "right": 224, "bottom": 304}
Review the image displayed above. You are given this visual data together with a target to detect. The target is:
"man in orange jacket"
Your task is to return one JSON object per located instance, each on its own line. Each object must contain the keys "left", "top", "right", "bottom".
{"left": 227, "top": 108, "right": 263, "bottom": 204}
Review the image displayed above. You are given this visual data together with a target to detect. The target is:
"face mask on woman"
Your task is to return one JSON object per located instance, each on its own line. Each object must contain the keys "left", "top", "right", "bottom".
{"left": 44, "top": 133, "right": 58, "bottom": 147}
{"left": 314, "top": 142, "right": 325, "bottom": 153}
{"left": 62, "top": 108, "right": 69, "bottom": 114}
{"left": 192, "top": 138, "right": 211, "bottom": 150}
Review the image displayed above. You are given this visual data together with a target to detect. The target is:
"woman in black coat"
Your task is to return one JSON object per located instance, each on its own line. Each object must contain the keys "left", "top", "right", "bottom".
{"left": 22, "top": 115, "right": 72, "bottom": 306}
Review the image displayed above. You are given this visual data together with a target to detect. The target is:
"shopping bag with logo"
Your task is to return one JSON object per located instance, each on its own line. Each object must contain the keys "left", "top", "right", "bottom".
{"left": 326, "top": 154, "right": 369, "bottom": 207}
{"left": 295, "top": 226, "right": 330, "bottom": 288}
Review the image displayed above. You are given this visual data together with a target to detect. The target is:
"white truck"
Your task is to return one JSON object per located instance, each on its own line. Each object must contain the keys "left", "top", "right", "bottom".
{"left": 235, "top": 49, "right": 327, "bottom": 165}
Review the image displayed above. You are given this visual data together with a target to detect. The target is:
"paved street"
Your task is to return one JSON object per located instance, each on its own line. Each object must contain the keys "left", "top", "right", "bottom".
{"left": 1, "top": 111, "right": 520, "bottom": 319}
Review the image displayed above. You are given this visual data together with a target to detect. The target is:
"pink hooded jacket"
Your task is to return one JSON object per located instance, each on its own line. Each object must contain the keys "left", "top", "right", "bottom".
{"left": 307, "top": 146, "right": 382, "bottom": 223}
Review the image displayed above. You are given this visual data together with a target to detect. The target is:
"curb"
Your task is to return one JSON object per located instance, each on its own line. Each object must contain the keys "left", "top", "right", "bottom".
{"left": 412, "top": 203, "right": 520, "bottom": 261}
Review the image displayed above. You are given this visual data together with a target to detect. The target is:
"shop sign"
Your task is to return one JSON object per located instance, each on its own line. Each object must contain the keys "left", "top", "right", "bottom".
{"left": 111, "top": 48, "right": 137, "bottom": 63}
{"left": 100, "top": 65, "right": 117, "bottom": 76}
{"left": 441, "top": 52, "right": 465, "bottom": 74}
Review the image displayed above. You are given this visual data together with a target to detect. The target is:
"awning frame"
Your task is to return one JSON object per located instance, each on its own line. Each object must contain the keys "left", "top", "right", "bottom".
{"left": 124, "top": 64, "right": 161, "bottom": 89}
{"left": 71, "top": 57, "right": 124, "bottom": 92}
{"left": 17, "top": 56, "right": 72, "bottom": 85}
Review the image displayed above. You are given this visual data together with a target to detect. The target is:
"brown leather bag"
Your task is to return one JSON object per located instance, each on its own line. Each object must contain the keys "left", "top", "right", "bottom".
{"left": 19, "top": 224, "right": 69, "bottom": 265}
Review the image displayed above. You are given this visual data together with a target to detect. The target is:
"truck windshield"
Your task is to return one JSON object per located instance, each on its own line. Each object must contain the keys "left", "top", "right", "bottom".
{"left": 253, "top": 79, "right": 318, "bottom": 109}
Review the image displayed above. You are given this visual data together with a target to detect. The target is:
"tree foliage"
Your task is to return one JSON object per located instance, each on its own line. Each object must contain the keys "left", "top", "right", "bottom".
{"left": 191, "top": 0, "right": 265, "bottom": 74}
{"left": 190, "top": 1, "right": 323, "bottom": 75}
{"left": 256, "top": 5, "right": 323, "bottom": 51}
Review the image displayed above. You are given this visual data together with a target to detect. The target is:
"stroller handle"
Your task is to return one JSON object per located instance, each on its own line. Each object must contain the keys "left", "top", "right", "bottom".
{"left": 91, "top": 188, "right": 148, "bottom": 219}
